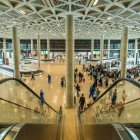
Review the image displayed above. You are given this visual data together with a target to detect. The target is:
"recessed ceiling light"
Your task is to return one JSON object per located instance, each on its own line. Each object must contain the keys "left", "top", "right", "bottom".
{"left": 12, "top": 21, "right": 17, "bottom": 24}
{"left": 107, "top": 17, "right": 112, "bottom": 21}
{"left": 19, "top": 10, "right": 26, "bottom": 15}
{"left": 1, "top": 26, "right": 5, "bottom": 29}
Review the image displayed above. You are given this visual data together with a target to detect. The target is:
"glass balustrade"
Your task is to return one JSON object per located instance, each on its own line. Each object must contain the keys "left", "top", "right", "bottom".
{"left": 95, "top": 99, "right": 140, "bottom": 124}
{"left": 0, "top": 78, "right": 61, "bottom": 124}
{"left": 80, "top": 79, "right": 140, "bottom": 124}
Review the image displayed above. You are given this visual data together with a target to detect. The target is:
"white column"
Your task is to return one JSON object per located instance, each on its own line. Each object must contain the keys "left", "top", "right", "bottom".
{"left": 18, "top": 38, "right": 21, "bottom": 65}
{"left": 66, "top": 14, "right": 74, "bottom": 108}
{"left": 134, "top": 38, "right": 138, "bottom": 66}
{"left": 108, "top": 39, "right": 110, "bottom": 58}
{"left": 47, "top": 39, "right": 50, "bottom": 59}
{"left": 91, "top": 38, "right": 94, "bottom": 59}
{"left": 100, "top": 34, "right": 104, "bottom": 65}
{"left": 31, "top": 39, "right": 33, "bottom": 54}
{"left": 121, "top": 27, "right": 128, "bottom": 79}
{"left": 37, "top": 35, "right": 41, "bottom": 69}
{"left": 12, "top": 27, "right": 20, "bottom": 79}
{"left": 3, "top": 38, "right": 6, "bottom": 64}
{"left": 120, "top": 36, "right": 123, "bottom": 62}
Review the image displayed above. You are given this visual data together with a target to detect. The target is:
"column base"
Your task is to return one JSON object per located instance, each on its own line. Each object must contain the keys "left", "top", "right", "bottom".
{"left": 65, "top": 105, "right": 75, "bottom": 109}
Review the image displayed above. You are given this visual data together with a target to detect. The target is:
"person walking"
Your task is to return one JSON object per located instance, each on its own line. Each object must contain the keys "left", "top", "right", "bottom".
{"left": 122, "top": 90, "right": 127, "bottom": 104}
{"left": 74, "top": 71, "right": 77, "bottom": 83}
{"left": 79, "top": 94, "right": 86, "bottom": 111}
{"left": 60, "top": 76, "right": 66, "bottom": 87}
{"left": 47, "top": 74, "right": 51, "bottom": 84}
{"left": 75, "top": 84, "right": 80, "bottom": 97}
{"left": 60, "top": 77, "right": 64, "bottom": 87}
{"left": 105, "top": 77, "right": 109, "bottom": 87}
{"left": 99, "top": 77, "right": 103, "bottom": 87}
{"left": 78, "top": 72, "right": 82, "bottom": 83}
{"left": 83, "top": 64, "right": 85, "bottom": 71}
{"left": 75, "top": 68, "right": 78, "bottom": 74}
{"left": 108, "top": 85, "right": 112, "bottom": 99}
{"left": 118, "top": 102, "right": 124, "bottom": 117}
{"left": 93, "top": 88, "right": 100, "bottom": 101}
{"left": 31, "top": 71, "right": 35, "bottom": 80}
{"left": 111, "top": 89, "right": 117, "bottom": 105}
{"left": 89, "top": 85, "right": 96, "bottom": 98}
{"left": 39, "top": 90, "right": 45, "bottom": 105}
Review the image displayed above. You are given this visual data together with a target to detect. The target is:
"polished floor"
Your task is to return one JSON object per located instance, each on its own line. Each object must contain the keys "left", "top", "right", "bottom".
{"left": 0, "top": 62, "right": 139, "bottom": 110}
{"left": 0, "top": 62, "right": 140, "bottom": 140}
{"left": 21, "top": 62, "right": 108, "bottom": 110}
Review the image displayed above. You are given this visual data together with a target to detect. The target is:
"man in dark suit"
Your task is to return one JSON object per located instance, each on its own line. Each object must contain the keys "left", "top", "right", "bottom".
{"left": 79, "top": 94, "right": 86, "bottom": 111}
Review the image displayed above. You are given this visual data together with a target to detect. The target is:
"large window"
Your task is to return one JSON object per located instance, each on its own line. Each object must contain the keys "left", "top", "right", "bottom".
{"left": 110, "top": 50, "right": 120, "bottom": 58}
{"left": 50, "top": 39, "right": 65, "bottom": 50}
{"left": 128, "top": 40, "right": 135, "bottom": 49}
{"left": 138, "top": 39, "right": 140, "bottom": 49}
{"left": 75, "top": 40, "right": 91, "bottom": 50}
{"left": 110, "top": 40, "right": 121, "bottom": 49}
{"left": 94, "top": 40, "right": 100, "bottom": 50}
{"left": 104, "top": 40, "right": 108, "bottom": 49}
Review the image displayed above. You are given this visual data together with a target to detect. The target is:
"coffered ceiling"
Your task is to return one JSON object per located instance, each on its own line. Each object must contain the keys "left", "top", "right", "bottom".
{"left": 0, "top": 0, "right": 140, "bottom": 39}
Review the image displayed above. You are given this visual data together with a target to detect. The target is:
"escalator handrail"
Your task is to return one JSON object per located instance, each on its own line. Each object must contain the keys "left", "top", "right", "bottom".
{"left": 120, "top": 124, "right": 139, "bottom": 140}
{"left": 0, "top": 124, "right": 17, "bottom": 140}
{"left": 0, "top": 78, "right": 60, "bottom": 115}
{"left": 96, "top": 97, "right": 140, "bottom": 116}
{"left": 111, "top": 97, "right": 140, "bottom": 113}
{"left": 80, "top": 78, "right": 140, "bottom": 114}
{"left": 0, "top": 97, "right": 43, "bottom": 114}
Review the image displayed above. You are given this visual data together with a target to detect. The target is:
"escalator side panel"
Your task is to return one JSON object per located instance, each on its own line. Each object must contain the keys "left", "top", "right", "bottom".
{"left": 81, "top": 124, "right": 130, "bottom": 140}
{"left": 14, "top": 124, "right": 61, "bottom": 140}
{"left": 122, "top": 124, "right": 140, "bottom": 139}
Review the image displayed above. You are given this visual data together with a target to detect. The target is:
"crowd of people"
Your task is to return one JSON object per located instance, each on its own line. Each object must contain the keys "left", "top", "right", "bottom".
{"left": 25, "top": 61, "right": 139, "bottom": 117}
{"left": 127, "top": 67, "right": 139, "bottom": 79}
{"left": 78, "top": 63, "right": 139, "bottom": 116}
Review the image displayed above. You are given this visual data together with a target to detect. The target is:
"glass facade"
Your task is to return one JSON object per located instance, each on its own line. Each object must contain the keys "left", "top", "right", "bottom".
{"left": 110, "top": 40, "right": 121, "bottom": 49}
{"left": 0, "top": 38, "right": 139, "bottom": 60}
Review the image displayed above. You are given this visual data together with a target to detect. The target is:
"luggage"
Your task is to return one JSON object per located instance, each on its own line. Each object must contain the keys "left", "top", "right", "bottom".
{"left": 83, "top": 78, "right": 85, "bottom": 82}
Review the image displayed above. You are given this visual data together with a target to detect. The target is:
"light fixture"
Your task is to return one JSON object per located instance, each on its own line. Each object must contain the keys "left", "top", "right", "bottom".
{"left": 107, "top": 17, "right": 112, "bottom": 21}
{"left": 1, "top": 26, "right": 5, "bottom": 29}
{"left": 93, "top": 0, "right": 99, "bottom": 6}
{"left": 12, "top": 21, "right": 17, "bottom": 24}
{"left": 19, "top": 10, "right": 26, "bottom": 15}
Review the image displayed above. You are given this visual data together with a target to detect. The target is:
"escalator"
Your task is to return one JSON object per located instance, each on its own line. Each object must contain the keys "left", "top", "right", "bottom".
{"left": 0, "top": 78, "right": 63, "bottom": 140}
{"left": 0, "top": 124, "right": 16, "bottom": 139}
{"left": 3, "top": 123, "right": 62, "bottom": 140}
{"left": 122, "top": 123, "right": 140, "bottom": 139}
{"left": 0, "top": 78, "right": 140, "bottom": 140}
{"left": 78, "top": 78, "right": 140, "bottom": 140}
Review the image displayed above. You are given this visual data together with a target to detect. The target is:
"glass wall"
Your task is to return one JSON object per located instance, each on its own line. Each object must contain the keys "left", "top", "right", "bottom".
{"left": 0, "top": 41, "right": 3, "bottom": 59}
{"left": 128, "top": 40, "right": 135, "bottom": 49}
{"left": 110, "top": 40, "right": 121, "bottom": 58}
{"left": 103, "top": 40, "right": 108, "bottom": 57}
{"left": 0, "top": 38, "right": 139, "bottom": 63}
{"left": 110, "top": 40, "right": 121, "bottom": 49}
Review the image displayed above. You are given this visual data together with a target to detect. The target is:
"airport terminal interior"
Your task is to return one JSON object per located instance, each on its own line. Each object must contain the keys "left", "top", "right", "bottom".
{"left": 0, "top": 0, "right": 140, "bottom": 140}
